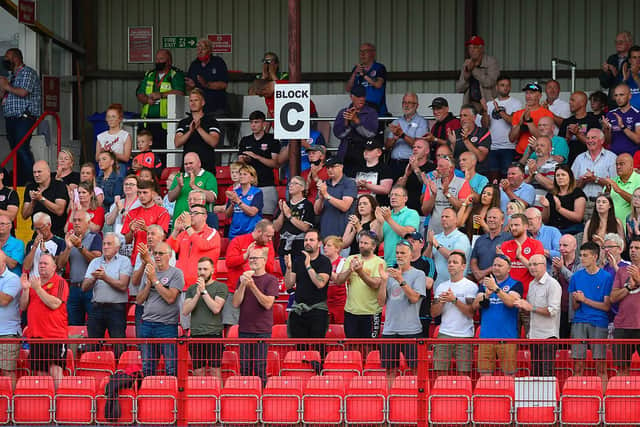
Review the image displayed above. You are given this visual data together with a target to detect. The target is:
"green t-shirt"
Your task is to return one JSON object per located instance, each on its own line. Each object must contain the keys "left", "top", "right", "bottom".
{"left": 170, "top": 170, "right": 218, "bottom": 221}
{"left": 185, "top": 280, "right": 229, "bottom": 336}
{"left": 343, "top": 255, "right": 385, "bottom": 315}
{"left": 612, "top": 171, "right": 640, "bottom": 224}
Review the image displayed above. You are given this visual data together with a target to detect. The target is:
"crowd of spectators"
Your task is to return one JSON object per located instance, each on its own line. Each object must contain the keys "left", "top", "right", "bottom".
{"left": 2, "top": 31, "right": 640, "bottom": 388}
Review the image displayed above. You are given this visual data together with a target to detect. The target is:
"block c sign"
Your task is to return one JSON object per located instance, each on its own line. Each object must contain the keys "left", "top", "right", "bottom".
{"left": 274, "top": 83, "right": 310, "bottom": 140}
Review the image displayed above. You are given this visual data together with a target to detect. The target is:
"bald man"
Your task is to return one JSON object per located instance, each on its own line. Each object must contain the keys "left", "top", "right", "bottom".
{"left": 514, "top": 253, "right": 561, "bottom": 376}
{"left": 168, "top": 152, "right": 218, "bottom": 223}
{"left": 552, "top": 234, "right": 581, "bottom": 339}
{"left": 602, "top": 153, "right": 640, "bottom": 223}
{"left": 560, "top": 91, "right": 603, "bottom": 164}
{"left": 603, "top": 83, "right": 640, "bottom": 154}
{"left": 22, "top": 161, "right": 69, "bottom": 237}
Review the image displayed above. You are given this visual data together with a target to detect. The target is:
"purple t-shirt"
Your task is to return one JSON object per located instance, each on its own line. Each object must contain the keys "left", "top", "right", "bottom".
{"left": 607, "top": 106, "right": 640, "bottom": 155}
{"left": 238, "top": 273, "right": 280, "bottom": 334}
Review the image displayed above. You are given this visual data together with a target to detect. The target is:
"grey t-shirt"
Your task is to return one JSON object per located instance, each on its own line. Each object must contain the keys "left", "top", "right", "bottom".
{"left": 382, "top": 267, "right": 427, "bottom": 335}
{"left": 70, "top": 232, "right": 102, "bottom": 284}
{"left": 85, "top": 254, "right": 132, "bottom": 303}
{"left": 129, "top": 250, "right": 176, "bottom": 297}
{"left": 141, "top": 266, "right": 184, "bottom": 324}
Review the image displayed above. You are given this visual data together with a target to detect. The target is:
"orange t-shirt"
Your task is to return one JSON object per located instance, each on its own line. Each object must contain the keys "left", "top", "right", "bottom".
{"left": 511, "top": 107, "right": 554, "bottom": 154}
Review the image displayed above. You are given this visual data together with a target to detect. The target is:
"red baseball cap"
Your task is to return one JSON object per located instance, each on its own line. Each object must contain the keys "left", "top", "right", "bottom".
{"left": 465, "top": 35, "right": 485, "bottom": 46}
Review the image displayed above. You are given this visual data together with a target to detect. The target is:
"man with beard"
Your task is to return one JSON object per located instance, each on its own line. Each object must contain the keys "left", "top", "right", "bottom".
{"left": 284, "top": 230, "right": 332, "bottom": 338}
{"left": 314, "top": 157, "right": 357, "bottom": 240}
{"left": 447, "top": 104, "right": 491, "bottom": 175}
{"left": 335, "top": 230, "right": 385, "bottom": 338}
{"left": 602, "top": 83, "right": 640, "bottom": 155}
{"left": 182, "top": 257, "right": 227, "bottom": 378}
{"left": 22, "top": 161, "right": 69, "bottom": 238}
{"left": 424, "top": 97, "right": 461, "bottom": 161}
{"left": 333, "top": 85, "right": 378, "bottom": 177}
{"left": 560, "top": 91, "right": 602, "bottom": 164}
{"left": 552, "top": 234, "right": 581, "bottom": 339}
{"left": 426, "top": 208, "right": 471, "bottom": 288}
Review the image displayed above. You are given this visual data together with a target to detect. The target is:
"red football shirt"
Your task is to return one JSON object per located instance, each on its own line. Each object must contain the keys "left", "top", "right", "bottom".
{"left": 500, "top": 238, "right": 544, "bottom": 297}
{"left": 26, "top": 274, "right": 69, "bottom": 339}
{"left": 121, "top": 204, "right": 170, "bottom": 265}
{"left": 225, "top": 233, "right": 276, "bottom": 293}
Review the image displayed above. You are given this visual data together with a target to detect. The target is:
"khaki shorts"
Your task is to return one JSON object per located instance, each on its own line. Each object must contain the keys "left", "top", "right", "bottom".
{"left": 477, "top": 343, "right": 517, "bottom": 374}
{"left": 0, "top": 335, "right": 19, "bottom": 372}
{"left": 433, "top": 333, "right": 473, "bottom": 373}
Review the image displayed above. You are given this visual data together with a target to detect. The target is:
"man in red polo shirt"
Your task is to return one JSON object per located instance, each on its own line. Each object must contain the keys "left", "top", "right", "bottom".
{"left": 167, "top": 204, "right": 220, "bottom": 288}
{"left": 499, "top": 213, "right": 544, "bottom": 298}
{"left": 19, "top": 253, "right": 68, "bottom": 385}
{"left": 121, "top": 179, "right": 170, "bottom": 266}
{"left": 224, "top": 219, "right": 276, "bottom": 327}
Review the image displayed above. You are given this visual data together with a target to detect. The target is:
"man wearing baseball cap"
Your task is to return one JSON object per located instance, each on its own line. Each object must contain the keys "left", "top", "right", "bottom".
{"left": 354, "top": 139, "right": 393, "bottom": 206}
{"left": 456, "top": 35, "right": 500, "bottom": 110}
{"left": 509, "top": 82, "right": 554, "bottom": 155}
{"left": 425, "top": 97, "right": 461, "bottom": 161}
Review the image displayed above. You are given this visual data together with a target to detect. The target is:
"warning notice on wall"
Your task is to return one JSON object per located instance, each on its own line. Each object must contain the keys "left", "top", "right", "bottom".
{"left": 207, "top": 34, "right": 232, "bottom": 53}
{"left": 128, "top": 26, "right": 154, "bottom": 63}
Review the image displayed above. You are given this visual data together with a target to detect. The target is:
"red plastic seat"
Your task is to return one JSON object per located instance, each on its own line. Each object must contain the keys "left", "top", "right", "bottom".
{"left": 16, "top": 349, "right": 30, "bottom": 378}
{"left": 604, "top": 375, "right": 640, "bottom": 425}
{"left": 216, "top": 259, "right": 229, "bottom": 281}
{"left": 276, "top": 185, "right": 287, "bottom": 200}
{"left": 516, "top": 348, "right": 532, "bottom": 377}
{"left": 0, "top": 377, "right": 12, "bottom": 424}
{"left": 272, "top": 303, "right": 287, "bottom": 325}
{"left": 126, "top": 304, "right": 135, "bottom": 324}
{"left": 185, "top": 376, "right": 221, "bottom": 424}
{"left": 560, "top": 376, "right": 602, "bottom": 425}
{"left": 325, "top": 323, "right": 345, "bottom": 339}
{"left": 215, "top": 166, "right": 232, "bottom": 184}
{"left": 322, "top": 350, "right": 363, "bottom": 380}
{"left": 76, "top": 351, "right": 116, "bottom": 383}
{"left": 95, "top": 376, "right": 136, "bottom": 425}
{"left": 12, "top": 376, "right": 55, "bottom": 424}
{"left": 554, "top": 349, "right": 574, "bottom": 388}
{"left": 54, "top": 376, "right": 96, "bottom": 424}
{"left": 281, "top": 351, "right": 321, "bottom": 378}
{"left": 515, "top": 376, "right": 559, "bottom": 425}
{"left": 220, "top": 376, "right": 262, "bottom": 424}
{"left": 472, "top": 375, "right": 514, "bottom": 425}
{"left": 261, "top": 376, "right": 304, "bottom": 424}
{"left": 302, "top": 375, "right": 345, "bottom": 424}
{"left": 429, "top": 375, "right": 472, "bottom": 425}
{"left": 136, "top": 376, "right": 178, "bottom": 424}
{"left": 388, "top": 375, "right": 419, "bottom": 424}
{"left": 345, "top": 376, "right": 387, "bottom": 424}
{"left": 221, "top": 350, "right": 240, "bottom": 380}
{"left": 363, "top": 350, "right": 386, "bottom": 377}
{"left": 117, "top": 350, "right": 142, "bottom": 374}
{"left": 225, "top": 324, "right": 239, "bottom": 338}
{"left": 266, "top": 350, "right": 281, "bottom": 378}
{"left": 67, "top": 325, "right": 88, "bottom": 338}
{"left": 220, "top": 237, "right": 229, "bottom": 254}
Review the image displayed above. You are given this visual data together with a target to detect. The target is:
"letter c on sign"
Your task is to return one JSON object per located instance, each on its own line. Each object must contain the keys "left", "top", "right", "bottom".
{"left": 280, "top": 102, "right": 304, "bottom": 132}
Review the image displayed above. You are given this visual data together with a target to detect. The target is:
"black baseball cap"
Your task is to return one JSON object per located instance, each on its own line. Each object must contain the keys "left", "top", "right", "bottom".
{"left": 364, "top": 139, "right": 383, "bottom": 150}
{"left": 404, "top": 231, "right": 424, "bottom": 242}
{"left": 429, "top": 97, "right": 449, "bottom": 108}
{"left": 522, "top": 82, "right": 542, "bottom": 92}
{"left": 325, "top": 157, "right": 343, "bottom": 167}
{"left": 350, "top": 85, "right": 366, "bottom": 98}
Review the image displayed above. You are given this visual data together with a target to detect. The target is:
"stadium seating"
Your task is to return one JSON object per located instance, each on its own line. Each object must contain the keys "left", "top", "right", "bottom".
{"left": 0, "top": 377, "right": 12, "bottom": 424}
{"left": 185, "top": 376, "right": 221, "bottom": 424}
{"left": 472, "top": 375, "right": 515, "bottom": 425}
{"left": 428, "top": 375, "right": 472, "bottom": 425}
{"left": 220, "top": 350, "right": 240, "bottom": 380}
{"left": 345, "top": 376, "right": 387, "bottom": 424}
{"left": 302, "top": 375, "right": 345, "bottom": 424}
{"left": 560, "top": 376, "right": 602, "bottom": 425}
{"left": 261, "top": 376, "right": 304, "bottom": 424}
{"left": 95, "top": 376, "right": 136, "bottom": 425}
{"left": 54, "top": 376, "right": 96, "bottom": 424}
{"left": 219, "top": 376, "right": 262, "bottom": 424}
{"left": 76, "top": 351, "right": 116, "bottom": 383}
{"left": 388, "top": 375, "right": 419, "bottom": 424}
{"left": 12, "top": 376, "right": 55, "bottom": 424}
{"left": 363, "top": 350, "right": 386, "bottom": 377}
{"left": 281, "top": 350, "right": 321, "bottom": 378}
{"left": 604, "top": 375, "right": 640, "bottom": 425}
{"left": 321, "top": 350, "right": 363, "bottom": 380}
{"left": 136, "top": 376, "right": 178, "bottom": 424}
{"left": 515, "top": 376, "right": 559, "bottom": 425}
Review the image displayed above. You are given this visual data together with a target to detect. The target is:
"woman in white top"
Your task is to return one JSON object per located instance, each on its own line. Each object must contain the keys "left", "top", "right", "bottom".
{"left": 96, "top": 103, "right": 132, "bottom": 178}
{"left": 105, "top": 174, "right": 141, "bottom": 256}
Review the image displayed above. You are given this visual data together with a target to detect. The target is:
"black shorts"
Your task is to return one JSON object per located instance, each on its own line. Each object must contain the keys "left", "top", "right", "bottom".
{"left": 189, "top": 334, "right": 223, "bottom": 369}
{"left": 29, "top": 342, "right": 66, "bottom": 373}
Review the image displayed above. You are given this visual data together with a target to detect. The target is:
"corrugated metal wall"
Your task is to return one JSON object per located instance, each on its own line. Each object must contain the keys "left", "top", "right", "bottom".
{"left": 85, "top": 0, "right": 638, "bottom": 117}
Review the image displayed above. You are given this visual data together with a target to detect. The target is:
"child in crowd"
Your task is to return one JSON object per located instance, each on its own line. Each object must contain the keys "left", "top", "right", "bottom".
{"left": 214, "top": 161, "right": 242, "bottom": 214}
{"left": 130, "top": 130, "right": 162, "bottom": 177}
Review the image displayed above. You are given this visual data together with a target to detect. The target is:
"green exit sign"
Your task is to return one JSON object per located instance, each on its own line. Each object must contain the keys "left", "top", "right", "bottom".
{"left": 162, "top": 36, "right": 197, "bottom": 49}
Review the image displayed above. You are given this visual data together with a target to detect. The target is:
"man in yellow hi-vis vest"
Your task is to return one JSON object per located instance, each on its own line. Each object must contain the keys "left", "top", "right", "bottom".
{"left": 136, "top": 49, "right": 185, "bottom": 166}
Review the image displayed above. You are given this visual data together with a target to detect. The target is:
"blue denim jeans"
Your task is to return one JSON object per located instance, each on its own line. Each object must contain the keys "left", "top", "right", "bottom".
{"left": 239, "top": 332, "right": 270, "bottom": 384}
{"left": 67, "top": 285, "right": 93, "bottom": 326}
{"left": 135, "top": 304, "right": 144, "bottom": 338}
{"left": 139, "top": 321, "right": 178, "bottom": 376}
{"left": 5, "top": 116, "right": 35, "bottom": 185}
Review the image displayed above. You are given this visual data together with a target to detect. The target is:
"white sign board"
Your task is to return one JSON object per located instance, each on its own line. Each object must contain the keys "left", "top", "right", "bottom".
{"left": 274, "top": 83, "right": 310, "bottom": 140}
